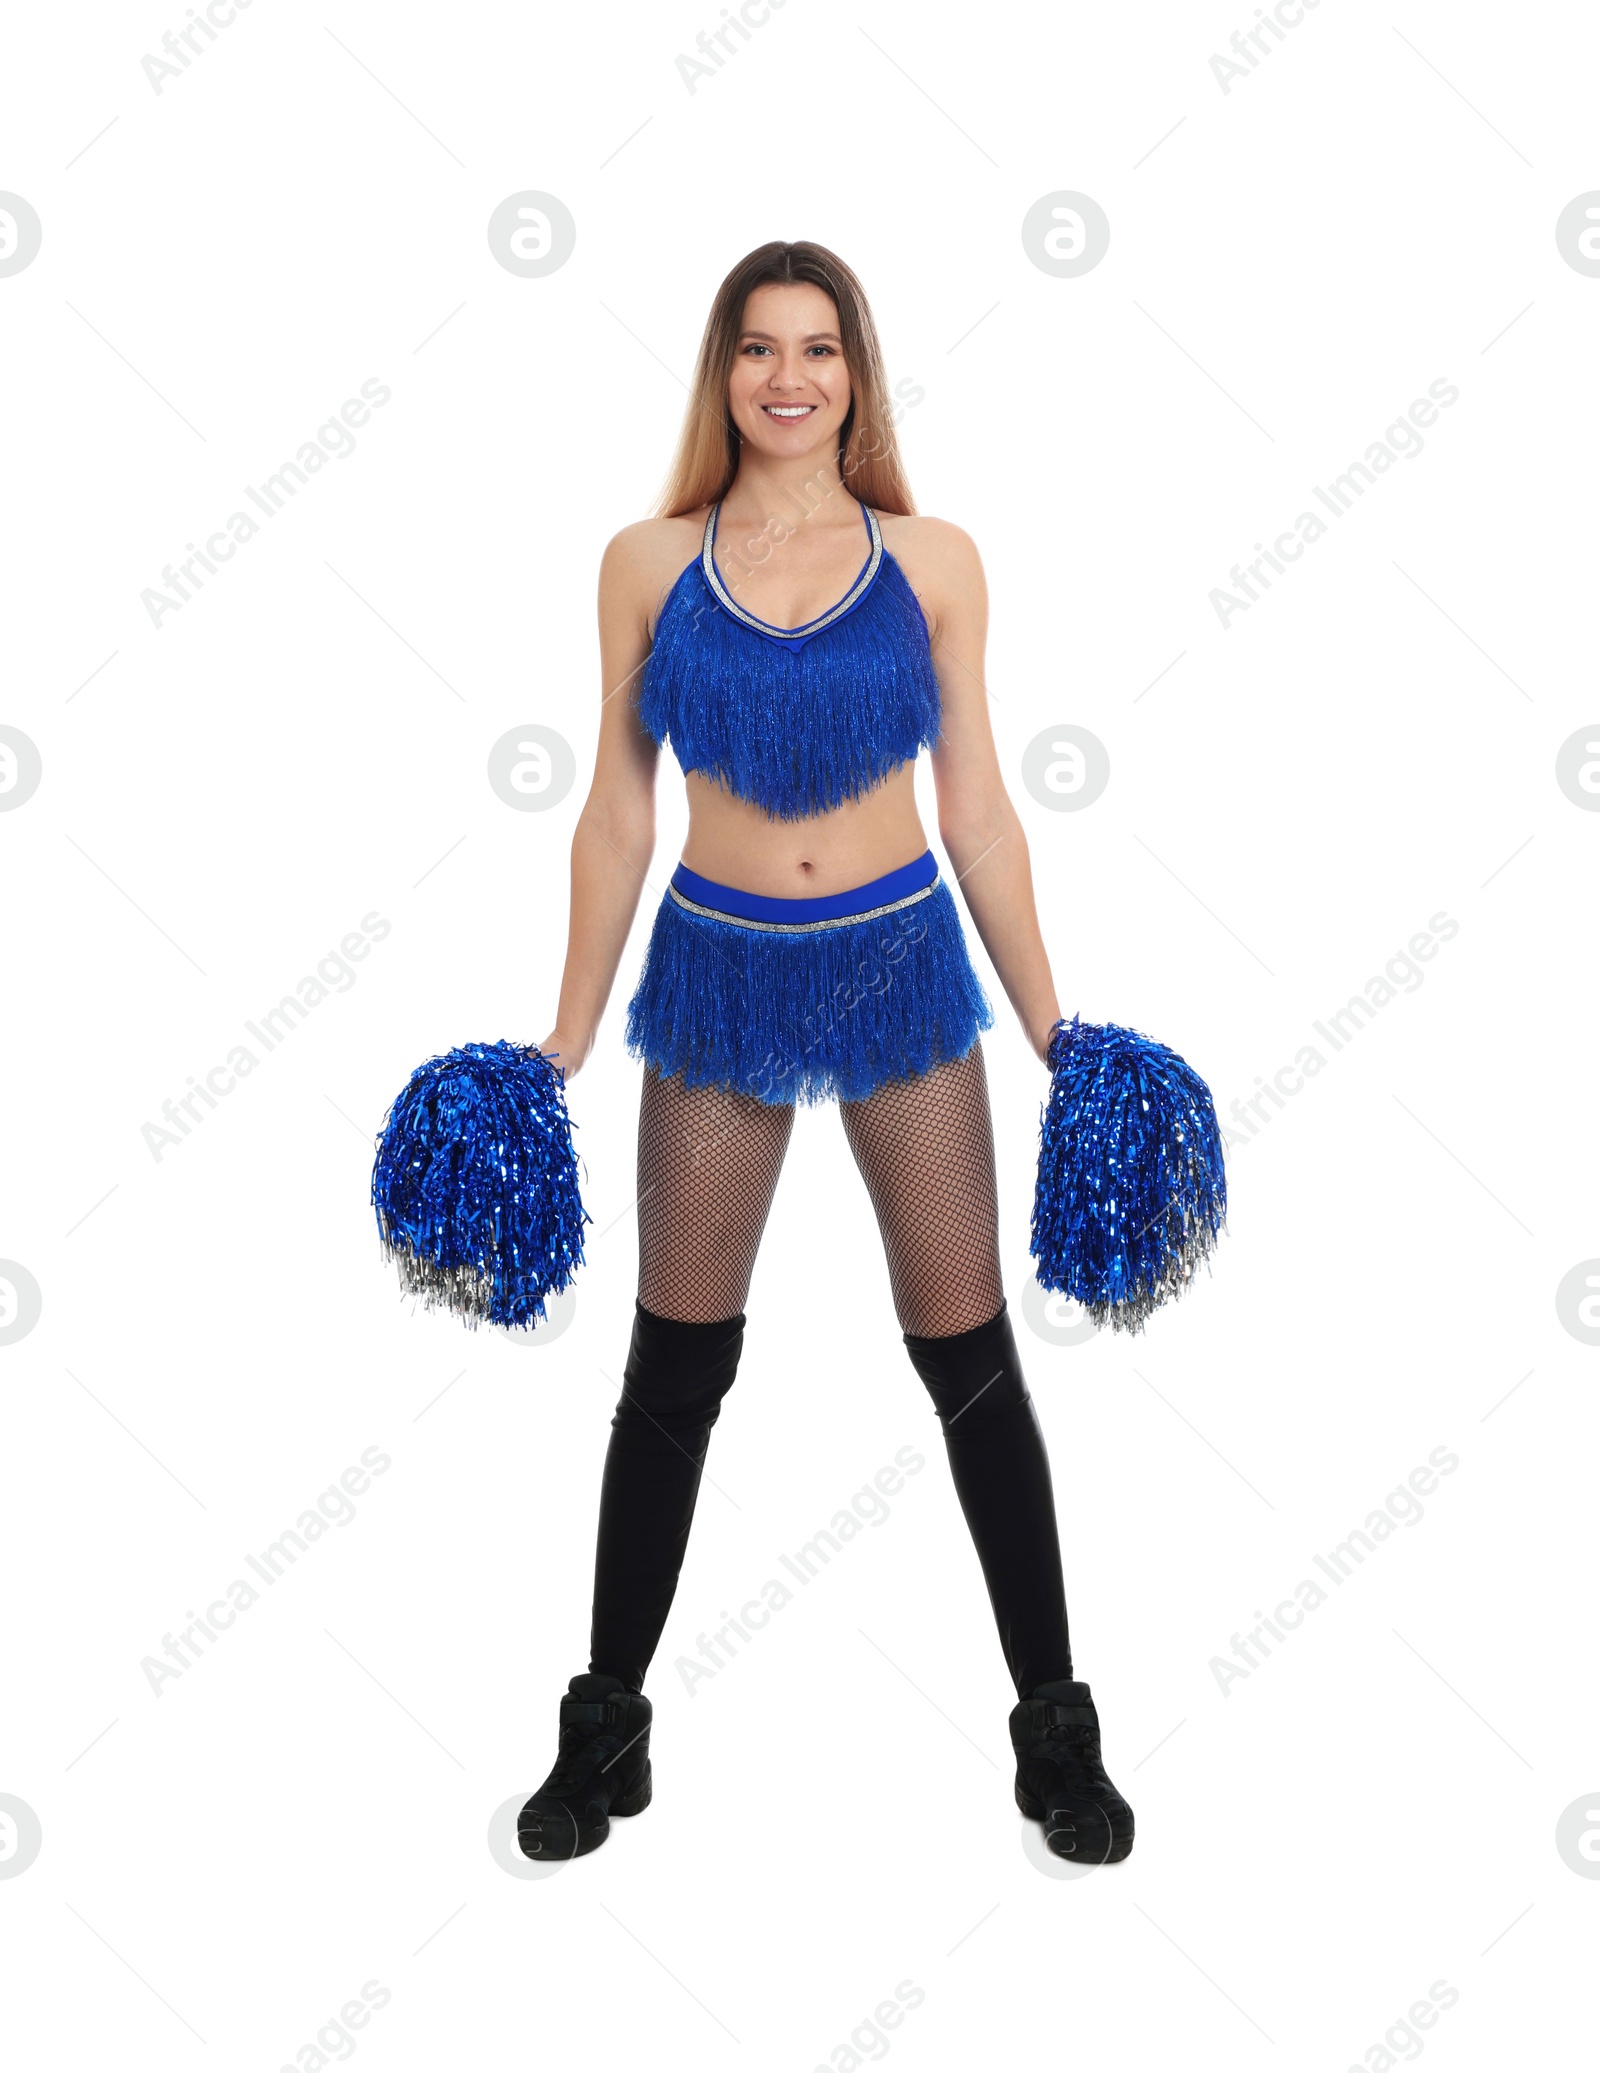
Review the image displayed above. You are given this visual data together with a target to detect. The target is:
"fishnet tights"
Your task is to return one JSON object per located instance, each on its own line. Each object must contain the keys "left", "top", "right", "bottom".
{"left": 636, "top": 1065, "right": 796, "bottom": 1323}
{"left": 635, "top": 1041, "right": 1004, "bottom": 1335}
{"left": 840, "top": 1039, "right": 1006, "bottom": 1337}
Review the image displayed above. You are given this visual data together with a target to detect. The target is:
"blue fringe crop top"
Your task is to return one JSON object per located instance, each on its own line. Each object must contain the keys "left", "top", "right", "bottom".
{"left": 637, "top": 498, "right": 942, "bottom": 823}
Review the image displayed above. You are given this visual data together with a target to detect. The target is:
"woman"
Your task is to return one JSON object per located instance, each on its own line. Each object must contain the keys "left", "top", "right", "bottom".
{"left": 518, "top": 240, "right": 1132, "bottom": 1867}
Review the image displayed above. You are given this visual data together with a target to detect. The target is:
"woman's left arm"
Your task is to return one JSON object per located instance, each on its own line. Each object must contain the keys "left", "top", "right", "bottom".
{"left": 916, "top": 518, "right": 1062, "bottom": 1067}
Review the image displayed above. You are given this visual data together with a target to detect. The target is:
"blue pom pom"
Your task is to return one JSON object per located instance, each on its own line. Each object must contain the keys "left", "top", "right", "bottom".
{"left": 371, "top": 1039, "right": 589, "bottom": 1332}
{"left": 1030, "top": 1014, "right": 1228, "bottom": 1336}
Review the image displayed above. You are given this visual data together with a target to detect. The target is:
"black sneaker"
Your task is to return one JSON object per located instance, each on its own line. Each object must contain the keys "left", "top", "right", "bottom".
{"left": 517, "top": 1673, "right": 653, "bottom": 1863}
{"left": 1009, "top": 1678, "right": 1135, "bottom": 1864}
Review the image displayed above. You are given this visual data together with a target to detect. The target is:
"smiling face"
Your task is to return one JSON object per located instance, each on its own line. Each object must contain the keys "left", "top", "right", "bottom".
{"left": 726, "top": 279, "right": 851, "bottom": 459}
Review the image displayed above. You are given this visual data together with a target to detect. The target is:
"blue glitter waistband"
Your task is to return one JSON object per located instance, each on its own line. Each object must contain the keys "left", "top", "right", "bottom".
{"left": 668, "top": 849, "right": 939, "bottom": 933}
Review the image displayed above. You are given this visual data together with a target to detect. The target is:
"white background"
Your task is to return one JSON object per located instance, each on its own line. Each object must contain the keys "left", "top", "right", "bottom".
{"left": 3, "top": 0, "right": 1596, "bottom": 2066}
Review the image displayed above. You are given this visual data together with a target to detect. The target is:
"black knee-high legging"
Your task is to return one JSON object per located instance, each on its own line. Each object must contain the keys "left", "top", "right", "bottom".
{"left": 900, "top": 1301, "right": 1075, "bottom": 1699}
{"left": 588, "top": 1295, "right": 1074, "bottom": 1699}
{"left": 588, "top": 1301, "right": 746, "bottom": 1694}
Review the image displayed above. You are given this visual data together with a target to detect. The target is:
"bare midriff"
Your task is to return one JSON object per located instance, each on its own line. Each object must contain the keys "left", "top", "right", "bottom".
{"left": 678, "top": 761, "right": 929, "bottom": 897}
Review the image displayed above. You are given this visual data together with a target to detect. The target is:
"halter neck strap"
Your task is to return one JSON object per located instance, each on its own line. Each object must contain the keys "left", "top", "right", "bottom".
{"left": 701, "top": 499, "right": 883, "bottom": 643}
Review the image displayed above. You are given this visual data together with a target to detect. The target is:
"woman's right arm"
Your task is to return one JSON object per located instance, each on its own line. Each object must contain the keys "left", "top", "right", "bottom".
{"left": 535, "top": 525, "right": 661, "bottom": 1081}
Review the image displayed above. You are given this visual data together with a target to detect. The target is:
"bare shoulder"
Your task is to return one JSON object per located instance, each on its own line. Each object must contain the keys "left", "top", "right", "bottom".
{"left": 600, "top": 510, "right": 709, "bottom": 634}
{"left": 874, "top": 512, "right": 986, "bottom": 636}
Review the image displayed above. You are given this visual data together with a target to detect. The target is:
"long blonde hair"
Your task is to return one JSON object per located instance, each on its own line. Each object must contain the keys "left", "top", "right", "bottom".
{"left": 651, "top": 241, "right": 917, "bottom": 521}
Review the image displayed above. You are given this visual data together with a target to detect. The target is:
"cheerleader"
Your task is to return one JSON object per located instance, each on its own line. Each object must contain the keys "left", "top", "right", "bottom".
{"left": 517, "top": 241, "right": 1133, "bottom": 1867}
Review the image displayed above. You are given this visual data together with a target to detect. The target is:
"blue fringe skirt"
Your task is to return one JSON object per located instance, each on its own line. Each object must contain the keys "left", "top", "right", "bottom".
{"left": 623, "top": 848, "right": 995, "bottom": 1106}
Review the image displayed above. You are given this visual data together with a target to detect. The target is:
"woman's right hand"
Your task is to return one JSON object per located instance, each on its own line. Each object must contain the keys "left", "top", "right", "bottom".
{"left": 535, "top": 1028, "right": 591, "bottom": 1083}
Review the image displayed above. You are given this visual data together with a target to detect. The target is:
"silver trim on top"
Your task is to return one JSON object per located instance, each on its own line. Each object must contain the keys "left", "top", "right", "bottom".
{"left": 668, "top": 869, "right": 939, "bottom": 934}
{"left": 700, "top": 502, "right": 883, "bottom": 640}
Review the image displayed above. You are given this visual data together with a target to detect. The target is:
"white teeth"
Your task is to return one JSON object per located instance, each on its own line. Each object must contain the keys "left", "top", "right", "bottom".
{"left": 765, "top": 405, "right": 813, "bottom": 417}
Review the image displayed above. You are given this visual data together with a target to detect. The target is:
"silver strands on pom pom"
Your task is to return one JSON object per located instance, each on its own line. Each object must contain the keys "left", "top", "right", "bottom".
{"left": 371, "top": 1039, "right": 590, "bottom": 1332}
{"left": 1030, "top": 1014, "right": 1228, "bottom": 1335}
